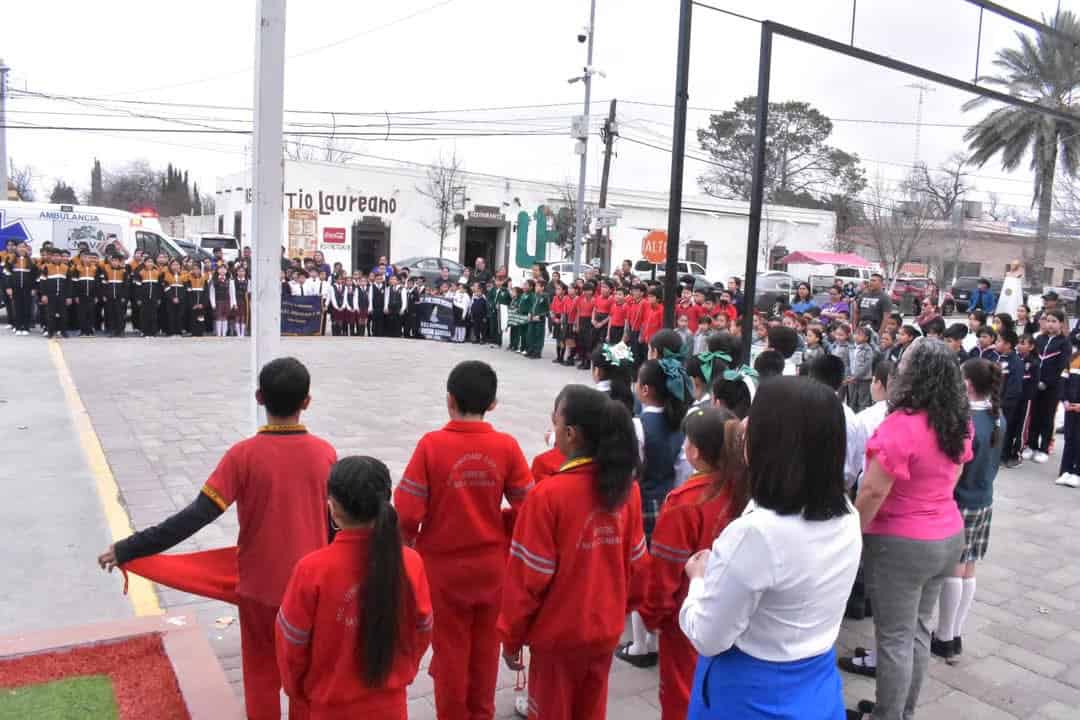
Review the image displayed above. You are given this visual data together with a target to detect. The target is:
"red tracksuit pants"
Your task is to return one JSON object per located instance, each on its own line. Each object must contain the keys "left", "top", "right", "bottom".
{"left": 527, "top": 649, "right": 613, "bottom": 720}
{"left": 427, "top": 557, "right": 503, "bottom": 720}
{"left": 238, "top": 597, "right": 304, "bottom": 720}
{"left": 658, "top": 622, "right": 696, "bottom": 720}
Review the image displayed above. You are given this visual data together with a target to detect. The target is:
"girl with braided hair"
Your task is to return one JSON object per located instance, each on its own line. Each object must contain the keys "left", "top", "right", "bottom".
{"left": 931, "top": 359, "right": 1004, "bottom": 665}
{"left": 276, "top": 456, "right": 433, "bottom": 719}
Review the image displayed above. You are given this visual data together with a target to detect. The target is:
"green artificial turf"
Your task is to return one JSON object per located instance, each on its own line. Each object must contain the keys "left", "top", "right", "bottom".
{"left": 0, "top": 675, "right": 118, "bottom": 720}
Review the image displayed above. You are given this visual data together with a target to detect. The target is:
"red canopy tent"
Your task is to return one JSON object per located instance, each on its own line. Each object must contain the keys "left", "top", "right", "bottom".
{"left": 775, "top": 250, "right": 872, "bottom": 268}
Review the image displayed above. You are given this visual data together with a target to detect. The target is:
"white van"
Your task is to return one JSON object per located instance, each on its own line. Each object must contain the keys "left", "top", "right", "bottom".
{"left": 191, "top": 233, "right": 240, "bottom": 263}
{"left": 0, "top": 201, "right": 186, "bottom": 260}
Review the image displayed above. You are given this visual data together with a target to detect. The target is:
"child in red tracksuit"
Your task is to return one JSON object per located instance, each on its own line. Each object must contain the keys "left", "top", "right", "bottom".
{"left": 276, "top": 456, "right": 432, "bottom": 720}
{"left": 99, "top": 358, "right": 337, "bottom": 720}
{"left": 393, "top": 360, "right": 533, "bottom": 720}
{"left": 498, "top": 385, "right": 648, "bottom": 720}
{"left": 639, "top": 408, "right": 749, "bottom": 720}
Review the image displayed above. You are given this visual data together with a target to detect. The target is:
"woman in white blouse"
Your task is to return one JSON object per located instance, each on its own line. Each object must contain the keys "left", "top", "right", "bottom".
{"left": 679, "top": 376, "right": 862, "bottom": 719}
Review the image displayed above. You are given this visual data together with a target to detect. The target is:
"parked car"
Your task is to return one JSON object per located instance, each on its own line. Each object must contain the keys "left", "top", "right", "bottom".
{"left": 394, "top": 256, "right": 464, "bottom": 285}
{"left": 191, "top": 233, "right": 240, "bottom": 263}
{"left": 173, "top": 237, "right": 212, "bottom": 263}
{"left": 890, "top": 277, "right": 934, "bottom": 314}
{"left": 633, "top": 258, "right": 710, "bottom": 282}
{"left": 950, "top": 276, "right": 1004, "bottom": 313}
{"left": 545, "top": 261, "right": 596, "bottom": 279}
{"left": 753, "top": 271, "right": 795, "bottom": 314}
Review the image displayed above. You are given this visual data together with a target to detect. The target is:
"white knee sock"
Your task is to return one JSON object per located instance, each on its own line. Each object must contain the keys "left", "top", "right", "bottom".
{"left": 936, "top": 577, "right": 963, "bottom": 641}
{"left": 955, "top": 577, "right": 977, "bottom": 638}
{"left": 217, "top": 320, "right": 227, "bottom": 337}
{"left": 628, "top": 612, "right": 651, "bottom": 655}
{"left": 236, "top": 323, "right": 246, "bottom": 337}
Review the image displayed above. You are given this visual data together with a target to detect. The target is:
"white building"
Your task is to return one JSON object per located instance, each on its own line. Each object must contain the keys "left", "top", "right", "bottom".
{"left": 214, "top": 159, "right": 836, "bottom": 280}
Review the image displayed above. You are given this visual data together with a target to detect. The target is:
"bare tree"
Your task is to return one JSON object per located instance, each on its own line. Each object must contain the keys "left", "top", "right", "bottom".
{"left": 284, "top": 117, "right": 354, "bottom": 163}
{"left": 914, "top": 153, "right": 972, "bottom": 220}
{"left": 554, "top": 181, "right": 593, "bottom": 260}
{"left": 864, "top": 175, "right": 936, "bottom": 292}
{"left": 986, "top": 191, "right": 1003, "bottom": 221}
{"left": 8, "top": 159, "right": 35, "bottom": 201}
{"left": 416, "top": 151, "right": 464, "bottom": 259}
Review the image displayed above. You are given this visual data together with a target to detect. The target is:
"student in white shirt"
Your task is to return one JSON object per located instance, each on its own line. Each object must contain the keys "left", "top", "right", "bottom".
{"left": 679, "top": 377, "right": 861, "bottom": 719}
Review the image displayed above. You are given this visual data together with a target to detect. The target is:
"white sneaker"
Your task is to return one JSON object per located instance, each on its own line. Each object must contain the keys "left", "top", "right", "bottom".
{"left": 1034, "top": 452, "right": 1049, "bottom": 464}
{"left": 1022, "top": 448, "right": 1034, "bottom": 460}
{"left": 513, "top": 695, "right": 529, "bottom": 718}
{"left": 1064, "top": 474, "right": 1080, "bottom": 488}
{"left": 1056, "top": 473, "right": 1073, "bottom": 485}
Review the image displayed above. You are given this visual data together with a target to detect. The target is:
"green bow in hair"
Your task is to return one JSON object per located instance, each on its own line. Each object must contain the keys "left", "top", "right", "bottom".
{"left": 722, "top": 365, "right": 759, "bottom": 382}
{"left": 662, "top": 347, "right": 686, "bottom": 362}
{"left": 601, "top": 342, "right": 635, "bottom": 367}
{"left": 658, "top": 357, "right": 690, "bottom": 402}
{"left": 695, "top": 350, "right": 733, "bottom": 384}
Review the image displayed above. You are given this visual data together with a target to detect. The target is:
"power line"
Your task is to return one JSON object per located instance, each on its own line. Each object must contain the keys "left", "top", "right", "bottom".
{"left": 691, "top": 1, "right": 761, "bottom": 24}
{"left": 0, "top": 123, "right": 576, "bottom": 140}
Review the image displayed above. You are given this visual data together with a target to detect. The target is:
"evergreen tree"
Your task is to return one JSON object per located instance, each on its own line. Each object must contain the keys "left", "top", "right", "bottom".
{"left": 90, "top": 159, "right": 103, "bottom": 205}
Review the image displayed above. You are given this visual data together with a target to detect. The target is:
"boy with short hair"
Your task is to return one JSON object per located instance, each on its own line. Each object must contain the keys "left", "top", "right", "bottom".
{"left": 997, "top": 329, "right": 1025, "bottom": 468}
{"left": 944, "top": 323, "right": 969, "bottom": 364}
{"left": 394, "top": 361, "right": 533, "bottom": 720}
{"left": 98, "top": 358, "right": 337, "bottom": 720}
{"left": 848, "top": 325, "right": 875, "bottom": 412}
{"left": 693, "top": 314, "right": 714, "bottom": 355}
{"left": 675, "top": 313, "right": 693, "bottom": 356}
{"left": 970, "top": 327, "right": 1000, "bottom": 362}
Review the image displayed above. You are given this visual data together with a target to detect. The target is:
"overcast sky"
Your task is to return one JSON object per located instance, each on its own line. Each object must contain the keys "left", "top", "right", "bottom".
{"left": 0, "top": 0, "right": 1067, "bottom": 214}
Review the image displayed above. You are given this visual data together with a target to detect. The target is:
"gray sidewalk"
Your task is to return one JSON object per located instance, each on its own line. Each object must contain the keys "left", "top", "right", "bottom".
{"left": 21, "top": 333, "right": 1080, "bottom": 718}
{"left": 0, "top": 337, "right": 132, "bottom": 635}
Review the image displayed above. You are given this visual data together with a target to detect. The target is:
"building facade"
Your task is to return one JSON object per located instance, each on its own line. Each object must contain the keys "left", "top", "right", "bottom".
{"left": 214, "top": 160, "right": 836, "bottom": 280}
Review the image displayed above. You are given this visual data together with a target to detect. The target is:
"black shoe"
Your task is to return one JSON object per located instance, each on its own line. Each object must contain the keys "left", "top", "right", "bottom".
{"left": 930, "top": 633, "right": 954, "bottom": 661}
{"left": 953, "top": 636, "right": 962, "bottom": 656}
{"left": 60, "top": 331, "right": 69, "bottom": 338}
{"left": 838, "top": 655, "right": 876, "bottom": 678}
{"left": 614, "top": 642, "right": 658, "bottom": 669}
{"left": 552, "top": 356, "right": 563, "bottom": 363}
{"left": 1004, "top": 458, "right": 1022, "bottom": 469}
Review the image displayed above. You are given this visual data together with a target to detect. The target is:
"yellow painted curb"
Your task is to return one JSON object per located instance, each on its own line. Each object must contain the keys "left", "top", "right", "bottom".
{"left": 48, "top": 340, "right": 163, "bottom": 617}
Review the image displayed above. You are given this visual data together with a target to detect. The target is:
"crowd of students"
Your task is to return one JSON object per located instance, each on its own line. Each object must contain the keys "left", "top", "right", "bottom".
{"left": 91, "top": 295, "right": 1029, "bottom": 720}
{"left": 2, "top": 240, "right": 252, "bottom": 338}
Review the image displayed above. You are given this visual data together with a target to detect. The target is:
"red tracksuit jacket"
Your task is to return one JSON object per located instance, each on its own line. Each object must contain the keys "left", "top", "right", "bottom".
{"left": 640, "top": 302, "right": 664, "bottom": 345}
{"left": 530, "top": 447, "right": 565, "bottom": 483}
{"left": 276, "top": 529, "right": 432, "bottom": 719}
{"left": 394, "top": 420, "right": 533, "bottom": 599}
{"left": 639, "top": 472, "right": 737, "bottom": 632}
{"left": 498, "top": 459, "right": 648, "bottom": 655}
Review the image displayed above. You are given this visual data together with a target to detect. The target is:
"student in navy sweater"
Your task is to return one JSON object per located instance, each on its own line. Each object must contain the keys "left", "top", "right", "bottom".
{"left": 1025, "top": 310, "right": 1068, "bottom": 464}
{"left": 996, "top": 329, "right": 1025, "bottom": 468}
{"left": 1056, "top": 338, "right": 1080, "bottom": 488}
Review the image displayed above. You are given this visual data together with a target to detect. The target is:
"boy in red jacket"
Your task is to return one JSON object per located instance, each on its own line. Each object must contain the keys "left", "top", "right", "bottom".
{"left": 98, "top": 357, "right": 337, "bottom": 720}
{"left": 640, "top": 287, "right": 664, "bottom": 348}
{"left": 499, "top": 385, "right": 648, "bottom": 720}
{"left": 393, "top": 360, "right": 533, "bottom": 720}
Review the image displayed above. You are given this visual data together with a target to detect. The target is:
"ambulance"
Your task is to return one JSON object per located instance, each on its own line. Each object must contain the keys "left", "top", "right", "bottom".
{"left": 0, "top": 201, "right": 187, "bottom": 259}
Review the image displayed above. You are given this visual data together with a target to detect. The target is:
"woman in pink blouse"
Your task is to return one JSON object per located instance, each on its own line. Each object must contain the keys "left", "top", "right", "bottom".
{"left": 845, "top": 338, "right": 972, "bottom": 720}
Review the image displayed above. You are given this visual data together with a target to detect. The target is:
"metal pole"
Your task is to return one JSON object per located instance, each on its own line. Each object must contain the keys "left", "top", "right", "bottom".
{"left": 739, "top": 24, "right": 773, "bottom": 363}
{"left": 251, "top": 0, "right": 286, "bottom": 430}
{"left": 596, "top": 99, "right": 617, "bottom": 273}
{"left": 573, "top": 0, "right": 597, "bottom": 278}
{"left": 664, "top": 0, "right": 693, "bottom": 329}
{"left": 0, "top": 59, "right": 9, "bottom": 200}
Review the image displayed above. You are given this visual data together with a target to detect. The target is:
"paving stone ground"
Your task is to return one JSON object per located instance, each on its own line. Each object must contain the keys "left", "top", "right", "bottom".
{"left": 38, "top": 334, "right": 1080, "bottom": 718}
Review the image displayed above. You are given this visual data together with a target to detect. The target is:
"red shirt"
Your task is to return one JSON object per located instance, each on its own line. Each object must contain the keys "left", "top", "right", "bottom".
{"left": 608, "top": 300, "right": 628, "bottom": 332}
{"left": 626, "top": 297, "right": 646, "bottom": 332}
{"left": 638, "top": 474, "right": 737, "bottom": 633}
{"left": 394, "top": 421, "right": 533, "bottom": 599}
{"left": 550, "top": 295, "right": 566, "bottom": 319}
{"left": 713, "top": 303, "right": 737, "bottom": 323}
{"left": 276, "top": 530, "right": 432, "bottom": 715}
{"left": 498, "top": 459, "right": 647, "bottom": 654}
{"left": 566, "top": 295, "right": 580, "bottom": 323}
{"left": 576, "top": 295, "right": 595, "bottom": 323}
{"left": 530, "top": 447, "right": 565, "bottom": 484}
{"left": 675, "top": 301, "right": 705, "bottom": 333}
{"left": 203, "top": 429, "right": 337, "bottom": 606}
{"left": 640, "top": 302, "right": 664, "bottom": 345}
{"left": 593, "top": 295, "right": 613, "bottom": 317}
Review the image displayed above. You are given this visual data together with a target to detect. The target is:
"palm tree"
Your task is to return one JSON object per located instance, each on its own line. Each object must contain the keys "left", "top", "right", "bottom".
{"left": 964, "top": 10, "right": 1080, "bottom": 282}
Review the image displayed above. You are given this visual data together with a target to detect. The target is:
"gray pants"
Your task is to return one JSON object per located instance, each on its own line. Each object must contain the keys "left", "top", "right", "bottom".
{"left": 865, "top": 532, "right": 964, "bottom": 720}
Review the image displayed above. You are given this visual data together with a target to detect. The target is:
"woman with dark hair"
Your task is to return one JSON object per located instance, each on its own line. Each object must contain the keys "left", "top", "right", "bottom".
{"left": 679, "top": 377, "right": 861, "bottom": 719}
{"left": 916, "top": 299, "right": 942, "bottom": 334}
{"left": 791, "top": 282, "right": 816, "bottom": 314}
{"left": 498, "top": 385, "right": 647, "bottom": 720}
{"left": 591, "top": 343, "right": 636, "bottom": 413}
{"left": 843, "top": 338, "right": 972, "bottom": 720}
{"left": 276, "top": 456, "right": 432, "bottom": 718}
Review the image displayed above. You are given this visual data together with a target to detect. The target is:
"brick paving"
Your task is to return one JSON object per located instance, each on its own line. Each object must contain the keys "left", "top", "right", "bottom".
{"left": 50, "top": 334, "right": 1080, "bottom": 719}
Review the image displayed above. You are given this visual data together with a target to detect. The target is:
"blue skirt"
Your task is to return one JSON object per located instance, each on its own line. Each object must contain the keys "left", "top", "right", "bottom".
{"left": 687, "top": 646, "right": 845, "bottom": 720}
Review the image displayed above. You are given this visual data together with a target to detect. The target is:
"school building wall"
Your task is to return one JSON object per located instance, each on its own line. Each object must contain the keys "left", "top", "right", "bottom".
{"left": 214, "top": 160, "right": 836, "bottom": 280}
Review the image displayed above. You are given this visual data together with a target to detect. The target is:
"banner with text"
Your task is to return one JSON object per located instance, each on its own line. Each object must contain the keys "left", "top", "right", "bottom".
{"left": 281, "top": 296, "right": 323, "bottom": 336}
{"left": 418, "top": 296, "right": 455, "bottom": 341}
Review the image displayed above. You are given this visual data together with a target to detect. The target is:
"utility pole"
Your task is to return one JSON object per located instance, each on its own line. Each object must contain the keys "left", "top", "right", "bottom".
{"left": 906, "top": 82, "right": 935, "bottom": 169}
{"left": 664, "top": 0, "right": 693, "bottom": 329}
{"left": 594, "top": 99, "right": 618, "bottom": 272}
{"left": 0, "top": 59, "right": 9, "bottom": 200}
{"left": 250, "top": 0, "right": 286, "bottom": 430}
{"left": 572, "top": 0, "right": 597, "bottom": 278}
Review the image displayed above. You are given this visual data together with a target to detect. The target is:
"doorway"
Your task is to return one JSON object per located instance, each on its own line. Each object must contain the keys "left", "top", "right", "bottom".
{"left": 351, "top": 216, "right": 391, "bottom": 274}
{"left": 463, "top": 225, "right": 498, "bottom": 270}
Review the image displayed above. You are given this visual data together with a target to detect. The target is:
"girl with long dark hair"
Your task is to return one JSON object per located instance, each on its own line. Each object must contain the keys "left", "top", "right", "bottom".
{"left": 641, "top": 408, "right": 749, "bottom": 720}
{"left": 277, "top": 456, "right": 432, "bottom": 719}
{"left": 498, "top": 385, "right": 647, "bottom": 720}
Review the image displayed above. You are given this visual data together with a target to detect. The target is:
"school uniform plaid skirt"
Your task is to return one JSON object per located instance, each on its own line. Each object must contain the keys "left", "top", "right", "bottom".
{"left": 960, "top": 505, "right": 993, "bottom": 563}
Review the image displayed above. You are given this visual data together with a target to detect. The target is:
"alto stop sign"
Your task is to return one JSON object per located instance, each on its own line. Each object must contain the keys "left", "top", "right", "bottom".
{"left": 641, "top": 230, "right": 667, "bottom": 264}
